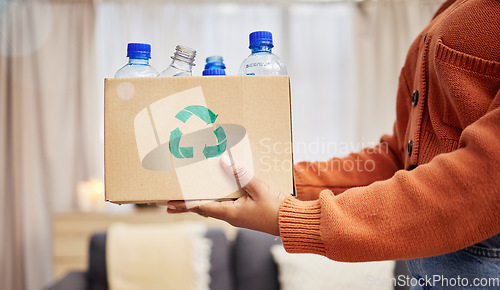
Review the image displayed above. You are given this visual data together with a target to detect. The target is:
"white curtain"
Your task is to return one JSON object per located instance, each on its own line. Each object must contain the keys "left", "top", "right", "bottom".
{"left": 0, "top": 0, "right": 102, "bottom": 289}
{"left": 354, "top": 0, "right": 444, "bottom": 143}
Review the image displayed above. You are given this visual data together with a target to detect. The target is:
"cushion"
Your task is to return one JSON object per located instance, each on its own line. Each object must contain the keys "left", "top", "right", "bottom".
{"left": 271, "top": 244, "right": 395, "bottom": 290}
{"left": 106, "top": 223, "right": 211, "bottom": 290}
{"left": 232, "top": 229, "right": 281, "bottom": 290}
{"left": 205, "top": 228, "right": 234, "bottom": 290}
{"left": 44, "top": 271, "right": 87, "bottom": 290}
{"left": 88, "top": 232, "right": 108, "bottom": 290}
{"left": 86, "top": 228, "right": 231, "bottom": 290}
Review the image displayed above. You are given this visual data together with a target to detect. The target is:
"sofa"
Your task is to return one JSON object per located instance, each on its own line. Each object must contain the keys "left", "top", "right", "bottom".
{"left": 46, "top": 228, "right": 411, "bottom": 290}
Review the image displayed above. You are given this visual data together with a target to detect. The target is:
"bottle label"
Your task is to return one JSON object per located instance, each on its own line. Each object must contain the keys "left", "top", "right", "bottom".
{"left": 246, "top": 62, "right": 271, "bottom": 68}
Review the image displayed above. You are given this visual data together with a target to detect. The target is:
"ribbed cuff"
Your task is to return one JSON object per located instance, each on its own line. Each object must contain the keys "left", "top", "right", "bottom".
{"left": 279, "top": 196, "right": 325, "bottom": 255}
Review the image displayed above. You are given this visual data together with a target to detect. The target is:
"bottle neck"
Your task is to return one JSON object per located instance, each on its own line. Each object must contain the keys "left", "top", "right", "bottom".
{"left": 129, "top": 57, "right": 149, "bottom": 65}
{"left": 169, "top": 45, "right": 196, "bottom": 73}
{"left": 251, "top": 45, "right": 272, "bottom": 53}
{"left": 170, "top": 58, "right": 193, "bottom": 72}
{"left": 205, "top": 63, "right": 225, "bottom": 70}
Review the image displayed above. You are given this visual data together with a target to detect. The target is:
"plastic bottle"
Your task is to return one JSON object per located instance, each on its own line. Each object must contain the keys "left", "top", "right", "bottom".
{"left": 203, "top": 56, "right": 226, "bottom": 76}
{"left": 160, "top": 45, "right": 196, "bottom": 77}
{"left": 238, "top": 31, "right": 287, "bottom": 76}
{"left": 114, "top": 43, "right": 159, "bottom": 78}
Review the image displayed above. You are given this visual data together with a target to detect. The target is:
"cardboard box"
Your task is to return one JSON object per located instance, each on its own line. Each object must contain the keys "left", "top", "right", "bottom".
{"left": 104, "top": 76, "right": 293, "bottom": 204}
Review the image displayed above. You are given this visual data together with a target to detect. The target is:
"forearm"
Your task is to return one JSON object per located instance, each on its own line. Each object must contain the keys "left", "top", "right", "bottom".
{"left": 294, "top": 132, "right": 402, "bottom": 200}
{"left": 281, "top": 106, "right": 500, "bottom": 261}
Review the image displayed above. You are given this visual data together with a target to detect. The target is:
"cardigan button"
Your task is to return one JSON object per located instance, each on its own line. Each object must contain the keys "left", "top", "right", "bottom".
{"left": 408, "top": 140, "right": 413, "bottom": 156}
{"left": 411, "top": 90, "right": 419, "bottom": 106}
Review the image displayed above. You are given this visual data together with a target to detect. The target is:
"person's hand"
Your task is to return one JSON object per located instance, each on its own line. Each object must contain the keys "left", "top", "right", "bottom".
{"left": 167, "top": 154, "right": 288, "bottom": 236}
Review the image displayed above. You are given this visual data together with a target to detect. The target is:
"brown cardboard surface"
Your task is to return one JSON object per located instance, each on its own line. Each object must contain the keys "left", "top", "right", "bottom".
{"left": 104, "top": 75, "right": 293, "bottom": 204}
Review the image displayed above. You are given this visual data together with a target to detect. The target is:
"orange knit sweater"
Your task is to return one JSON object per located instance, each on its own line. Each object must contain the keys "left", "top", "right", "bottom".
{"left": 279, "top": 0, "right": 500, "bottom": 262}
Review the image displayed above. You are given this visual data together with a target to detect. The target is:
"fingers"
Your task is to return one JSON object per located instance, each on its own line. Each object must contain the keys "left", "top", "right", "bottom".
{"left": 167, "top": 199, "right": 237, "bottom": 223}
{"left": 166, "top": 199, "right": 211, "bottom": 211}
{"left": 220, "top": 154, "right": 269, "bottom": 199}
{"left": 220, "top": 154, "right": 252, "bottom": 187}
{"left": 166, "top": 200, "right": 187, "bottom": 212}
{"left": 192, "top": 200, "right": 235, "bottom": 221}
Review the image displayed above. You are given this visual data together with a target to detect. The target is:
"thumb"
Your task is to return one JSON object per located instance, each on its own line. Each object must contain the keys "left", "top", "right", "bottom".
{"left": 220, "top": 154, "right": 268, "bottom": 199}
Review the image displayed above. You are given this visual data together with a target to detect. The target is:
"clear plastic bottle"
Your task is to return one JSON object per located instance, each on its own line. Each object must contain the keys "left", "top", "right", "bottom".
{"left": 238, "top": 31, "right": 287, "bottom": 76}
{"left": 160, "top": 45, "right": 196, "bottom": 77}
{"left": 203, "top": 56, "right": 226, "bottom": 75}
{"left": 114, "top": 43, "right": 159, "bottom": 78}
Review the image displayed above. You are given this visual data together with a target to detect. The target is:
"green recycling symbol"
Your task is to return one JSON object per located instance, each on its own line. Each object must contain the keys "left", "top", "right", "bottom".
{"left": 169, "top": 105, "right": 227, "bottom": 159}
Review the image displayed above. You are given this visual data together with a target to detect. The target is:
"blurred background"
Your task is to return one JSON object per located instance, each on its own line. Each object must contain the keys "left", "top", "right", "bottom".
{"left": 1, "top": 0, "right": 444, "bottom": 289}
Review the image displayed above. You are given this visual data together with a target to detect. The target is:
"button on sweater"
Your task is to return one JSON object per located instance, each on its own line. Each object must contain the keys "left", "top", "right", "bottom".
{"left": 279, "top": 0, "right": 500, "bottom": 262}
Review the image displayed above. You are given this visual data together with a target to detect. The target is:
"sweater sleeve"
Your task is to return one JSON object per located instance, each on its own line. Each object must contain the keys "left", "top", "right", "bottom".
{"left": 280, "top": 90, "right": 500, "bottom": 261}
{"left": 294, "top": 130, "right": 403, "bottom": 201}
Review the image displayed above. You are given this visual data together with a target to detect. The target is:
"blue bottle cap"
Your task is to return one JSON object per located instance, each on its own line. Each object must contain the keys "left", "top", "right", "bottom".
{"left": 249, "top": 31, "right": 273, "bottom": 49}
{"left": 127, "top": 43, "right": 151, "bottom": 59}
{"left": 202, "top": 68, "right": 226, "bottom": 76}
